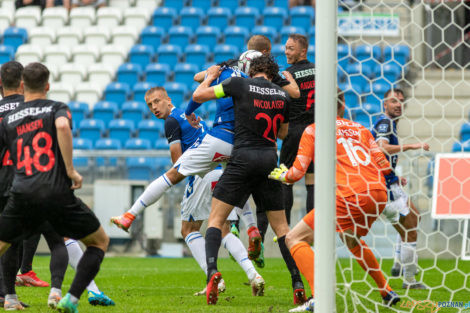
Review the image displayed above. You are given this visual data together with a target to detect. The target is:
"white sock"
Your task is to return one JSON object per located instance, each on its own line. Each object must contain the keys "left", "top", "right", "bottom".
{"left": 128, "top": 174, "right": 173, "bottom": 216}
{"left": 185, "top": 232, "right": 207, "bottom": 275}
{"left": 50, "top": 287, "right": 62, "bottom": 297}
{"left": 5, "top": 294, "right": 18, "bottom": 301}
{"left": 236, "top": 201, "right": 256, "bottom": 229}
{"left": 65, "top": 239, "right": 100, "bottom": 293}
{"left": 401, "top": 241, "right": 418, "bottom": 283}
{"left": 222, "top": 233, "right": 257, "bottom": 281}
{"left": 393, "top": 234, "right": 402, "bottom": 266}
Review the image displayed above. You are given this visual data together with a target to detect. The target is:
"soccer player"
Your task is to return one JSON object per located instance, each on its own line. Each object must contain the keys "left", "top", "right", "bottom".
{"left": 371, "top": 88, "right": 428, "bottom": 289}
{"left": 269, "top": 91, "right": 400, "bottom": 312}
{"left": 192, "top": 55, "right": 306, "bottom": 306}
{"left": 0, "top": 62, "right": 109, "bottom": 313}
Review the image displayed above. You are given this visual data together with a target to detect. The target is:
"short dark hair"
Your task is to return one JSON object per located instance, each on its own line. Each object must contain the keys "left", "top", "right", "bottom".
{"left": 247, "top": 35, "right": 272, "bottom": 53}
{"left": 288, "top": 34, "right": 309, "bottom": 50}
{"left": 384, "top": 88, "right": 404, "bottom": 99}
{"left": 248, "top": 54, "right": 279, "bottom": 80}
{"left": 22, "top": 63, "right": 49, "bottom": 93}
{"left": 1, "top": 61, "right": 24, "bottom": 90}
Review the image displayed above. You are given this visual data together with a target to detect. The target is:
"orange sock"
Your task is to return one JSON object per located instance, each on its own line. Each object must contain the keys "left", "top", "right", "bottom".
{"left": 349, "top": 240, "right": 391, "bottom": 297}
{"left": 290, "top": 242, "right": 314, "bottom": 297}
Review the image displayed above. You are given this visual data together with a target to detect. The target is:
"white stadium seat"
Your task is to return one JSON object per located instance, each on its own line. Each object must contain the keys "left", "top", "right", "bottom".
{"left": 43, "top": 62, "right": 60, "bottom": 82}
{"left": 111, "top": 26, "right": 139, "bottom": 50}
{"left": 15, "top": 44, "right": 43, "bottom": 65}
{"left": 56, "top": 27, "right": 83, "bottom": 47}
{"left": 29, "top": 27, "right": 56, "bottom": 46}
{"left": 100, "top": 45, "right": 127, "bottom": 68}
{"left": 60, "top": 63, "right": 87, "bottom": 86}
{"left": 96, "top": 7, "right": 123, "bottom": 27}
{"left": 0, "top": 9, "right": 13, "bottom": 33}
{"left": 14, "top": 6, "right": 41, "bottom": 30}
{"left": 42, "top": 7, "right": 68, "bottom": 28}
{"left": 123, "top": 8, "right": 150, "bottom": 32}
{"left": 88, "top": 63, "right": 115, "bottom": 89}
{"left": 69, "top": 7, "right": 95, "bottom": 28}
{"left": 135, "top": 0, "right": 157, "bottom": 10}
{"left": 109, "top": 0, "right": 134, "bottom": 9}
{"left": 47, "top": 82, "right": 74, "bottom": 103}
{"left": 84, "top": 26, "right": 110, "bottom": 47}
{"left": 1, "top": 0, "right": 15, "bottom": 10}
{"left": 71, "top": 45, "right": 99, "bottom": 66}
{"left": 74, "top": 82, "right": 102, "bottom": 105}
{"left": 43, "top": 45, "right": 71, "bottom": 66}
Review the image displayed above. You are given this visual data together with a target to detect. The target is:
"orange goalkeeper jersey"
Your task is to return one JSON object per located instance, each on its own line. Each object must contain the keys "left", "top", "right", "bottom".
{"left": 285, "top": 118, "right": 391, "bottom": 197}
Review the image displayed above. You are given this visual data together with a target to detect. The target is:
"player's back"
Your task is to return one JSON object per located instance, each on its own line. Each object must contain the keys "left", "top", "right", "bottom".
{"left": 166, "top": 107, "right": 206, "bottom": 152}
{"left": 286, "top": 60, "right": 315, "bottom": 125}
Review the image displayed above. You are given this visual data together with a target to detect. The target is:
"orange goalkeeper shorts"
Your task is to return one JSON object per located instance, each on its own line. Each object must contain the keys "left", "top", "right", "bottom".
{"left": 302, "top": 189, "right": 387, "bottom": 237}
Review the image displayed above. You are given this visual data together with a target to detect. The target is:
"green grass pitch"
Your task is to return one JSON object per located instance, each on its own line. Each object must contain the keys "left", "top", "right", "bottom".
{"left": 15, "top": 256, "right": 470, "bottom": 312}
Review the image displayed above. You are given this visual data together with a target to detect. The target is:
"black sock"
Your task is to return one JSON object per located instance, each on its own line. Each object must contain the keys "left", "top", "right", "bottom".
{"left": 20, "top": 234, "right": 40, "bottom": 274}
{"left": 277, "top": 235, "right": 303, "bottom": 289}
{"left": 43, "top": 228, "right": 68, "bottom": 290}
{"left": 68, "top": 246, "right": 104, "bottom": 299}
{"left": 256, "top": 210, "right": 269, "bottom": 242}
{"left": 306, "top": 184, "right": 314, "bottom": 213}
{"left": 282, "top": 184, "right": 293, "bottom": 225}
{"left": 1, "top": 244, "right": 20, "bottom": 295}
{"left": 205, "top": 227, "right": 222, "bottom": 283}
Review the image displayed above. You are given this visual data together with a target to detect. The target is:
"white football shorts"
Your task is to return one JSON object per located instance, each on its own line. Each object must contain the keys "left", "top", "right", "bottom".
{"left": 382, "top": 183, "right": 410, "bottom": 224}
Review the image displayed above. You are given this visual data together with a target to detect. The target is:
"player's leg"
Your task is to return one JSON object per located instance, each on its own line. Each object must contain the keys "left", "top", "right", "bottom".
{"left": 16, "top": 234, "right": 50, "bottom": 287}
{"left": 305, "top": 172, "right": 314, "bottom": 214}
{"left": 182, "top": 220, "right": 206, "bottom": 273}
{"left": 1, "top": 243, "right": 24, "bottom": 310}
{"left": 236, "top": 201, "right": 264, "bottom": 268}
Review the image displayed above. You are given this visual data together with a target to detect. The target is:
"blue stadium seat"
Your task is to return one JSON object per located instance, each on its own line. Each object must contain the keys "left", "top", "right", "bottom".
{"left": 195, "top": 26, "right": 221, "bottom": 48}
{"left": 245, "top": 0, "right": 267, "bottom": 12}
{"left": 164, "top": 0, "right": 187, "bottom": 9}
{"left": 364, "top": 83, "right": 388, "bottom": 106}
{"left": 272, "top": 0, "right": 289, "bottom": 9}
{"left": 308, "top": 26, "right": 315, "bottom": 45}
{"left": 92, "top": 101, "right": 119, "bottom": 125}
{"left": 156, "top": 44, "right": 182, "bottom": 66}
{"left": 185, "top": 44, "right": 209, "bottom": 65}
{"left": 154, "top": 156, "right": 172, "bottom": 175}
{"left": 104, "top": 83, "right": 131, "bottom": 106}
{"left": 345, "top": 63, "right": 371, "bottom": 90}
{"left": 152, "top": 7, "right": 177, "bottom": 31}
{"left": 126, "top": 157, "right": 155, "bottom": 180}
{"left": 0, "top": 45, "right": 14, "bottom": 63}
{"left": 218, "top": 0, "right": 240, "bottom": 12}
{"left": 355, "top": 45, "right": 382, "bottom": 69}
{"left": 290, "top": 6, "right": 314, "bottom": 30}
{"left": 376, "top": 62, "right": 402, "bottom": 84}
{"left": 252, "top": 26, "right": 277, "bottom": 43}
{"left": 180, "top": 7, "right": 204, "bottom": 29}
{"left": 307, "top": 45, "right": 315, "bottom": 62}
{"left": 69, "top": 101, "right": 89, "bottom": 126}
{"left": 109, "top": 119, "right": 135, "bottom": 145}
{"left": 452, "top": 141, "right": 470, "bottom": 152}
{"left": 337, "top": 44, "right": 352, "bottom": 70}
{"left": 174, "top": 63, "right": 199, "bottom": 89}
{"left": 117, "top": 63, "right": 143, "bottom": 86}
{"left": 362, "top": 102, "right": 381, "bottom": 116}
{"left": 280, "top": 26, "right": 305, "bottom": 44}
{"left": 207, "top": 7, "right": 232, "bottom": 30}
{"left": 384, "top": 45, "right": 410, "bottom": 66}
{"left": 271, "top": 44, "right": 287, "bottom": 70}
{"left": 461, "top": 123, "right": 470, "bottom": 142}
{"left": 168, "top": 26, "right": 193, "bottom": 49}
{"left": 263, "top": 7, "right": 287, "bottom": 31}
{"left": 339, "top": 82, "right": 361, "bottom": 109}
{"left": 234, "top": 7, "right": 259, "bottom": 30}
{"left": 213, "top": 44, "right": 238, "bottom": 63}
{"left": 3, "top": 27, "right": 28, "bottom": 51}
{"left": 138, "top": 120, "right": 164, "bottom": 141}
{"left": 164, "top": 82, "right": 188, "bottom": 107}
{"left": 190, "top": 0, "right": 212, "bottom": 11}
{"left": 352, "top": 109, "right": 372, "bottom": 129}
{"left": 122, "top": 101, "right": 148, "bottom": 124}
{"left": 73, "top": 138, "right": 92, "bottom": 168}
{"left": 125, "top": 138, "right": 152, "bottom": 150}
{"left": 129, "top": 45, "right": 154, "bottom": 68}
{"left": 145, "top": 63, "right": 171, "bottom": 85}
{"left": 140, "top": 26, "right": 165, "bottom": 51}
{"left": 155, "top": 138, "right": 170, "bottom": 149}
{"left": 133, "top": 82, "right": 157, "bottom": 102}
{"left": 79, "top": 119, "right": 105, "bottom": 144}
{"left": 224, "top": 26, "right": 249, "bottom": 50}
{"left": 94, "top": 138, "right": 121, "bottom": 167}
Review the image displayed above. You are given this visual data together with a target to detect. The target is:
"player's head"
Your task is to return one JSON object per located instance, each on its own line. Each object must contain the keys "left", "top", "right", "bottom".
{"left": 338, "top": 87, "right": 345, "bottom": 118}
{"left": 145, "top": 86, "right": 173, "bottom": 119}
{"left": 383, "top": 88, "right": 405, "bottom": 119}
{"left": 22, "top": 62, "right": 49, "bottom": 95}
{"left": 248, "top": 54, "right": 279, "bottom": 81}
{"left": 247, "top": 35, "right": 272, "bottom": 55}
{"left": 1, "top": 61, "right": 24, "bottom": 94}
{"left": 285, "top": 34, "right": 309, "bottom": 64}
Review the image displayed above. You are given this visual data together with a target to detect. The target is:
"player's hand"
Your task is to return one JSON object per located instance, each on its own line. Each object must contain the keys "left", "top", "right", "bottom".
{"left": 205, "top": 65, "right": 221, "bottom": 80}
{"left": 185, "top": 113, "right": 201, "bottom": 129}
{"left": 282, "top": 71, "right": 294, "bottom": 82}
{"left": 421, "top": 143, "right": 430, "bottom": 151}
{"left": 67, "top": 169, "right": 83, "bottom": 190}
{"left": 268, "top": 164, "right": 289, "bottom": 182}
{"left": 400, "top": 176, "right": 407, "bottom": 186}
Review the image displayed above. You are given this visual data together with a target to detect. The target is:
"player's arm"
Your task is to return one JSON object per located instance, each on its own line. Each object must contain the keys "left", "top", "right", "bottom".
{"left": 280, "top": 71, "right": 300, "bottom": 99}
{"left": 56, "top": 116, "right": 82, "bottom": 190}
{"left": 164, "top": 117, "right": 184, "bottom": 164}
{"left": 192, "top": 65, "right": 222, "bottom": 103}
{"left": 367, "top": 131, "right": 392, "bottom": 176}
{"left": 169, "top": 143, "right": 183, "bottom": 164}
{"left": 193, "top": 66, "right": 242, "bottom": 103}
{"left": 193, "top": 70, "right": 206, "bottom": 83}
{"left": 277, "top": 122, "right": 289, "bottom": 140}
{"left": 377, "top": 139, "right": 430, "bottom": 155}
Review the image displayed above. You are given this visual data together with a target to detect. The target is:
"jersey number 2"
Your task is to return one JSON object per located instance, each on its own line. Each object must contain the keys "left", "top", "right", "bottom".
{"left": 17, "top": 132, "right": 55, "bottom": 176}
{"left": 256, "top": 113, "right": 285, "bottom": 142}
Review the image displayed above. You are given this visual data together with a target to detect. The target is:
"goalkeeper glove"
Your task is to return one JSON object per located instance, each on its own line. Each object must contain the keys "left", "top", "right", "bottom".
{"left": 268, "top": 164, "right": 289, "bottom": 183}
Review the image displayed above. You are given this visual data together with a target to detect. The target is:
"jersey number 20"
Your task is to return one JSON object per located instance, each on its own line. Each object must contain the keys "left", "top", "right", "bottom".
{"left": 256, "top": 113, "right": 285, "bottom": 142}
{"left": 17, "top": 132, "right": 55, "bottom": 176}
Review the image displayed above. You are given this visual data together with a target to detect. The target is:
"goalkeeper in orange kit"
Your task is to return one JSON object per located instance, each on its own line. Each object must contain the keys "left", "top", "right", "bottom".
{"left": 269, "top": 91, "right": 400, "bottom": 312}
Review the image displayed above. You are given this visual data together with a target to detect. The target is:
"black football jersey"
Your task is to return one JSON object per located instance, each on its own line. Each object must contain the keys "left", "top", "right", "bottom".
{"left": 0, "top": 99, "right": 73, "bottom": 198}
{"left": 286, "top": 59, "right": 316, "bottom": 125}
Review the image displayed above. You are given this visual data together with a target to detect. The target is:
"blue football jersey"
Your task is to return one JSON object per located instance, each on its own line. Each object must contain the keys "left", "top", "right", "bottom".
{"left": 165, "top": 107, "right": 206, "bottom": 153}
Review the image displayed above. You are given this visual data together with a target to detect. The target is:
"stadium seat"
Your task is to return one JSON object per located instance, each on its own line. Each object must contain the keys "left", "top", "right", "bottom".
{"left": 352, "top": 109, "right": 372, "bottom": 129}
{"left": 133, "top": 82, "right": 157, "bottom": 102}
{"left": 307, "top": 45, "right": 315, "bottom": 62}
{"left": 69, "top": 7, "right": 95, "bottom": 27}
{"left": 280, "top": 26, "right": 305, "bottom": 44}
{"left": 129, "top": 45, "right": 155, "bottom": 67}
{"left": 145, "top": 63, "right": 171, "bottom": 85}
{"left": 207, "top": 7, "right": 231, "bottom": 30}
{"left": 152, "top": 7, "right": 176, "bottom": 31}
{"left": 56, "top": 27, "right": 82, "bottom": 47}
{"left": 47, "top": 82, "right": 74, "bottom": 103}
{"left": 83, "top": 26, "right": 110, "bottom": 47}
{"left": 195, "top": 26, "right": 221, "bottom": 48}
{"left": 109, "top": 119, "right": 135, "bottom": 145}
{"left": 0, "top": 9, "right": 13, "bottom": 34}
{"left": 138, "top": 120, "right": 164, "bottom": 141}
{"left": 135, "top": 0, "right": 159, "bottom": 9}
{"left": 252, "top": 26, "right": 277, "bottom": 44}
{"left": 180, "top": 7, "right": 204, "bottom": 29}
{"left": 79, "top": 119, "right": 105, "bottom": 144}
{"left": 75, "top": 83, "right": 102, "bottom": 105}
{"left": 88, "top": 63, "right": 115, "bottom": 89}
{"left": 190, "top": 0, "right": 212, "bottom": 11}
{"left": 73, "top": 138, "right": 92, "bottom": 168}
{"left": 461, "top": 123, "right": 470, "bottom": 142}
{"left": 224, "top": 26, "right": 249, "bottom": 51}
{"left": 0, "top": 0, "right": 14, "bottom": 9}
{"left": 0, "top": 45, "right": 14, "bottom": 64}
{"left": 337, "top": 44, "right": 352, "bottom": 70}
{"left": 69, "top": 101, "right": 89, "bottom": 126}
{"left": 140, "top": 26, "right": 165, "bottom": 51}
{"left": 185, "top": 44, "right": 209, "bottom": 65}
{"left": 384, "top": 45, "right": 410, "bottom": 66}
{"left": 339, "top": 82, "right": 361, "bottom": 108}
{"left": 452, "top": 141, "right": 470, "bottom": 152}
{"left": 14, "top": 6, "right": 40, "bottom": 30}
{"left": 100, "top": 45, "right": 128, "bottom": 68}
{"left": 95, "top": 138, "right": 121, "bottom": 167}
{"left": 290, "top": 6, "right": 314, "bottom": 30}
{"left": 15, "top": 44, "right": 42, "bottom": 65}
{"left": 42, "top": 7, "right": 68, "bottom": 28}
{"left": 28, "top": 27, "right": 56, "bottom": 46}
{"left": 245, "top": 0, "right": 267, "bottom": 12}
{"left": 154, "top": 156, "right": 172, "bottom": 175}
{"left": 174, "top": 63, "right": 199, "bottom": 89}
{"left": 156, "top": 44, "right": 182, "bottom": 66}
{"left": 125, "top": 138, "right": 152, "bottom": 150}
{"left": 71, "top": 45, "right": 99, "bottom": 66}
{"left": 155, "top": 138, "right": 169, "bottom": 149}
{"left": 93, "top": 101, "right": 119, "bottom": 125}
{"left": 60, "top": 63, "right": 87, "bottom": 86}
{"left": 122, "top": 101, "right": 148, "bottom": 124}
{"left": 262, "top": 7, "right": 287, "bottom": 31}
{"left": 234, "top": 7, "right": 259, "bottom": 30}
{"left": 111, "top": 26, "right": 140, "bottom": 50}
{"left": 376, "top": 62, "right": 402, "bottom": 84}
{"left": 109, "top": 0, "right": 133, "bottom": 8}
{"left": 168, "top": 26, "right": 193, "bottom": 49}
{"left": 96, "top": 7, "right": 122, "bottom": 27}
{"left": 308, "top": 26, "right": 315, "bottom": 45}
{"left": 124, "top": 7, "right": 151, "bottom": 31}
{"left": 271, "top": 44, "right": 287, "bottom": 70}
{"left": 355, "top": 45, "right": 382, "bottom": 69}
{"left": 218, "top": 0, "right": 239, "bottom": 12}
{"left": 272, "top": 0, "right": 289, "bottom": 9}
{"left": 104, "top": 83, "right": 131, "bottom": 106}
{"left": 117, "top": 63, "right": 143, "bottom": 86}
{"left": 164, "top": 0, "right": 187, "bottom": 9}
{"left": 44, "top": 62, "right": 59, "bottom": 82}
{"left": 163, "top": 82, "right": 188, "bottom": 107}
{"left": 3, "top": 27, "right": 28, "bottom": 51}
{"left": 362, "top": 102, "right": 381, "bottom": 116}
{"left": 213, "top": 44, "right": 239, "bottom": 64}
{"left": 126, "top": 157, "right": 155, "bottom": 180}
{"left": 43, "top": 45, "right": 71, "bottom": 66}
{"left": 364, "top": 83, "right": 388, "bottom": 106}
